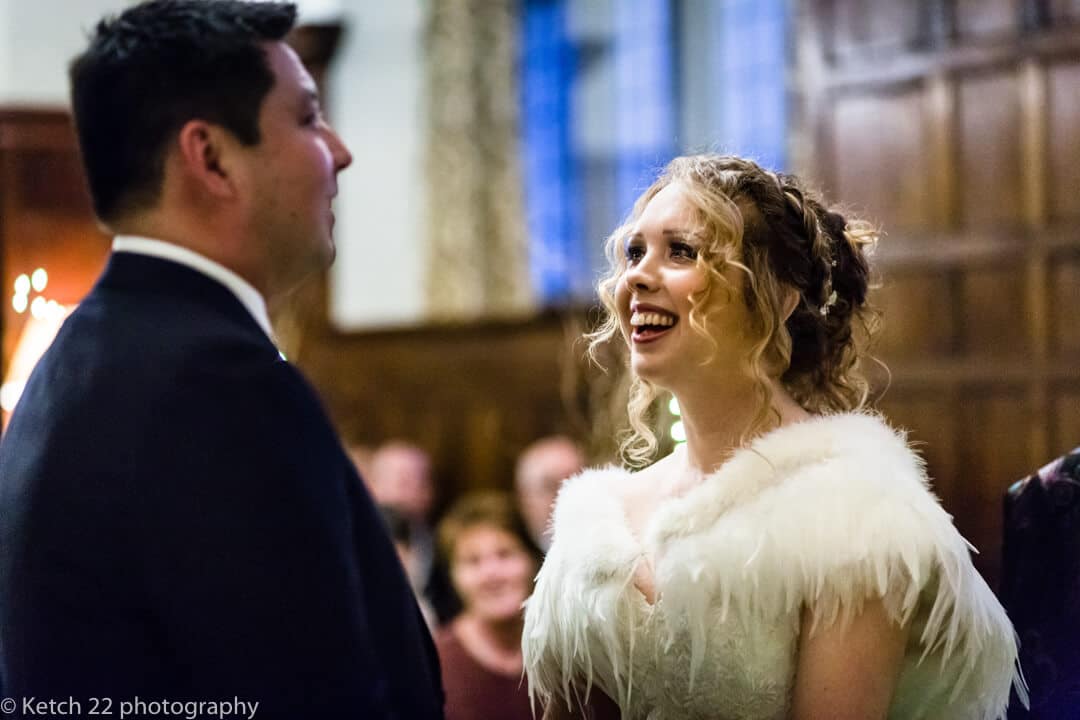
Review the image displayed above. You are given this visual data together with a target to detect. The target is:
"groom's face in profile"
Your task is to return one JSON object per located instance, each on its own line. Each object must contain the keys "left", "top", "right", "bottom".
{"left": 237, "top": 41, "right": 353, "bottom": 293}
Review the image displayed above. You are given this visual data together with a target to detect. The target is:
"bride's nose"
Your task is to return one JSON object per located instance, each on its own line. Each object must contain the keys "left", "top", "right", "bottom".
{"left": 625, "top": 253, "right": 660, "bottom": 293}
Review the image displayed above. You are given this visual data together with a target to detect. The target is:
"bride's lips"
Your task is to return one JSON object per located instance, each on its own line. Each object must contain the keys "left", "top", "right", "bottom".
{"left": 630, "top": 303, "right": 678, "bottom": 344}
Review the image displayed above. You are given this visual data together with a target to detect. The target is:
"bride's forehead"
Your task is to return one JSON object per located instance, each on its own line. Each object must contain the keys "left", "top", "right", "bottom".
{"left": 635, "top": 185, "right": 698, "bottom": 231}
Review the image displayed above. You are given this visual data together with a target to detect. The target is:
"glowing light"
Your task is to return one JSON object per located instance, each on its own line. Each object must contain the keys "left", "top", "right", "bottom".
{"left": 1, "top": 304, "right": 72, "bottom": 422}
{"left": 14, "top": 274, "right": 30, "bottom": 295}
{"left": 668, "top": 396, "right": 680, "bottom": 416}
{"left": 13, "top": 295, "right": 28, "bottom": 314}
{"left": 31, "top": 268, "right": 48, "bottom": 292}
{"left": 30, "top": 296, "right": 47, "bottom": 319}
{"left": 0, "top": 380, "right": 24, "bottom": 413}
{"left": 670, "top": 420, "right": 686, "bottom": 443}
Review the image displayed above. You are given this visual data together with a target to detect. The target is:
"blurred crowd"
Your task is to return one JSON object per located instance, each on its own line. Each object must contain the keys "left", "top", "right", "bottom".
{"left": 351, "top": 436, "right": 586, "bottom": 720}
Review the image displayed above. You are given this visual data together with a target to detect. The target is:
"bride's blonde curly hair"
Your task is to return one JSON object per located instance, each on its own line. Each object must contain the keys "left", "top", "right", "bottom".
{"left": 588, "top": 155, "right": 881, "bottom": 467}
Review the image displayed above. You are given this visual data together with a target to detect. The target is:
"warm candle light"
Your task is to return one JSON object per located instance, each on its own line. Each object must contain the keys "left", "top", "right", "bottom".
{"left": 31, "top": 268, "right": 48, "bottom": 292}
{"left": 1, "top": 305, "right": 73, "bottom": 422}
{"left": 29, "top": 296, "right": 47, "bottom": 319}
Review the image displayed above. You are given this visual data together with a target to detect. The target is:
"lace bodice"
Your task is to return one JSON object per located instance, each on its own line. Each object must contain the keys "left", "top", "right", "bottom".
{"left": 621, "top": 598, "right": 796, "bottom": 720}
{"left": 522, "top": 413, "right": 1024, "bottom": 720}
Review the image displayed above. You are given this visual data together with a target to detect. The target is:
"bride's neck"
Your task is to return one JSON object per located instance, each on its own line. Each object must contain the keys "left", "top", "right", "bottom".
{"left": 673, "top": 378, "right": 809, "bottom": 473}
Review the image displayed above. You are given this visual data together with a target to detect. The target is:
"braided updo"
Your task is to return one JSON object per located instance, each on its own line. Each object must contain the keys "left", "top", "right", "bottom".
{"left": 589, "top": 154, "right": 881, "bottom": 466}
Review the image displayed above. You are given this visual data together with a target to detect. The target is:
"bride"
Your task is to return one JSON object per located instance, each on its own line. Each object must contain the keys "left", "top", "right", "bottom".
{"left": 522, "top": 155, "right": 1024, "bottom": 719}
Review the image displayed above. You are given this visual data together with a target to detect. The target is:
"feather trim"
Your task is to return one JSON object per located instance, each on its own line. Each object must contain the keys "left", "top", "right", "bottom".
{"left": 523, "top": 413, "right": 1026, "bottom": 719}
{"left": 522, "top": 467, "right": 643, "bottom": 713}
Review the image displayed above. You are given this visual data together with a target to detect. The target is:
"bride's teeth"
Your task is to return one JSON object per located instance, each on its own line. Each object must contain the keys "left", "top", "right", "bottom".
{"left": 631, "top": 311, "right": 675, "bottom": 327}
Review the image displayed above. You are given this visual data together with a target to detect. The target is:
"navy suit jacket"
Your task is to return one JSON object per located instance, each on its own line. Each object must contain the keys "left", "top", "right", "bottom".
{"left": 0, "top": 253, "right": 444, "bottom": 718}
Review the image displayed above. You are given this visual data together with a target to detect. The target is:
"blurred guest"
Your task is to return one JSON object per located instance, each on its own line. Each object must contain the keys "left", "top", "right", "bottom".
{"left": 369, "top": 441, "right": 436, "bottom": 587}
{"left": 514, "top": 436, "right": 584, "bottom": 551}
{"left": 369, "top": 441, "right": 459, "bottom": 621}
{"left": 380, "top": 505, "right": 438, "bottom": 631}
{"left": 435, "top": 492, "right": 539, "bottom": 720}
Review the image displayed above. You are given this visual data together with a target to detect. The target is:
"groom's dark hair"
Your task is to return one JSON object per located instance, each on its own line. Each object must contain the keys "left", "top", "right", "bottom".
{"left": 69, "top": 0, "right": 298, "bottom": 224}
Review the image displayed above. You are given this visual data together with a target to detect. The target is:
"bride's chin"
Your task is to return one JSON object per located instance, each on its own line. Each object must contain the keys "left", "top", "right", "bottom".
{"left": 630, "top": 360, "right": 674, "bottom": 387}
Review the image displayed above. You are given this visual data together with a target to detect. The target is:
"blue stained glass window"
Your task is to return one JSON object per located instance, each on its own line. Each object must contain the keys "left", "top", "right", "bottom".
{"left": 520, "top": 0, "right": 789, "bottom": 307}
{"left": 521, "top": 0, "right": 583, "bottom": 303}
{"left": 715, "top": 0, "right": 788, "bottom": 171}
{"left": 613, "top": 0, "right": 677, "bottom": 218}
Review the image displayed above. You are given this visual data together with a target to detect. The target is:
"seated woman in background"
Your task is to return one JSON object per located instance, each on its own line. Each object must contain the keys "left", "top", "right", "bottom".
{"left": 522, "top": 154, "right": 1025, "bottom": 719}
{"left": 434, "top": 492, "right": 542, "bottom": 720}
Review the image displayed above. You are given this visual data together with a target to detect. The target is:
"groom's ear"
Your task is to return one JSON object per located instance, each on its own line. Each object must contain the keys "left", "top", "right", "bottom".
{"left": 175, "top": 119, "right": 240, "bottom": 200}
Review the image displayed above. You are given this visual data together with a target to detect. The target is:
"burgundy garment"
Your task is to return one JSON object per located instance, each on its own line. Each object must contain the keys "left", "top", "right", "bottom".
{"left": 435, "top": 626, "right": 533, "bottom": 720}
{"left": 434, "top": 626, "right": 620, "bottom": 720}
{"left": 1003, "top": 447, "right": 1080, "bottom": 719}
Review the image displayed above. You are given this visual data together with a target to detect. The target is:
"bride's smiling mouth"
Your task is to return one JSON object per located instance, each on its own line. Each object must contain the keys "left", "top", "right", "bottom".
{"left": 630, "top": 304, "right": 679, "bottom": 343}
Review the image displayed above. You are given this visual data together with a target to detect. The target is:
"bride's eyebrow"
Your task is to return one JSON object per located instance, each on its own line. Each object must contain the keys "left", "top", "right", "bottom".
{"left": 663, "top": 230, "right": 702, "bottom": 243}
{"left": 625, "top": 230, "right": 697, "bottom": 240}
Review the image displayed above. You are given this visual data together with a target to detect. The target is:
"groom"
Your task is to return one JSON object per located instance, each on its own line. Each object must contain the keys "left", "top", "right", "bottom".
{"left": 0, "top": 1, "right": 443, "bottom": 716}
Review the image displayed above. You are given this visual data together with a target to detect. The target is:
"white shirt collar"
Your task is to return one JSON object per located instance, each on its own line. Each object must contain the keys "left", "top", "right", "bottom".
{"left": 111, "top": 235, "right": 274, "bottom": 341}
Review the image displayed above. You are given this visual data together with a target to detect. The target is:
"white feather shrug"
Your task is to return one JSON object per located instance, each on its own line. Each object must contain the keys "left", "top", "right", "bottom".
{"left": 522, "top": 412, "right": 1024, "bottom": 719}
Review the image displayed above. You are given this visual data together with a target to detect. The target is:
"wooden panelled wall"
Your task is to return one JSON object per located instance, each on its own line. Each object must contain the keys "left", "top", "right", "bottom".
{"left": 290, "top": 306, "right": 622, "bottom": 509}
{"left": 798, "top": 0, "right": 1080, "bottom": 586}
{"left": 0, "top": 111, "right": 110, "bottom": 370}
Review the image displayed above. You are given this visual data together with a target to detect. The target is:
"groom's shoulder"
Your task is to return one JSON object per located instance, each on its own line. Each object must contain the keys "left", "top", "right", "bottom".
{"left": 32, "top": 284, "right": 283, "bottom": 425}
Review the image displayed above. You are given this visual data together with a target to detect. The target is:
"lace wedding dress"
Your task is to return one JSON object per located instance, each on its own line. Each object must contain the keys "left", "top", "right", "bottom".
{"left": 523, "top": 413, "right": 1024, "bottom": 719}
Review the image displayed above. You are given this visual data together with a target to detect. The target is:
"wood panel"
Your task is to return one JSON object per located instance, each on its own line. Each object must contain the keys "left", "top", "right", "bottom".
{"left": 1047, "top": 60, "right": 1080, "bottom": 221}
{"left": 959, "top": 266, "right": 1029, "bottom": 357}
{"left": 831, "top": 86, "right": 932, "bottom": 231}
{"left": 956, "top": 388, "right": 1032, "bottom": 581}
{"left": 1050, "top": 249, "right": 1080, "bottom": 358}
{"left": 877, "top": 391, "right": 960, "bottom": 505}
{"left": 800, "top": 1, "right": 1080, "bottom": 591}
{"left": 957, "top": 69, "right": 1024, "bottom": 228}
{"left": 874, "top": 270, "right": 957, "bottom": 359}
{"left": 294, "top": 309, "right": 617, "bottom": 511}
{"left": 1052, "top": 386, "right": 1080, "bottom": 457}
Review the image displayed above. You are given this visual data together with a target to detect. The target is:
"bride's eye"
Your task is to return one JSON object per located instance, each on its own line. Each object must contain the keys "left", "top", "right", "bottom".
{"left": 625, "top": 243, "right": 646, "bottom": 264}
{"left": 670, "top": 242, "right": 698, "bottom": 260}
